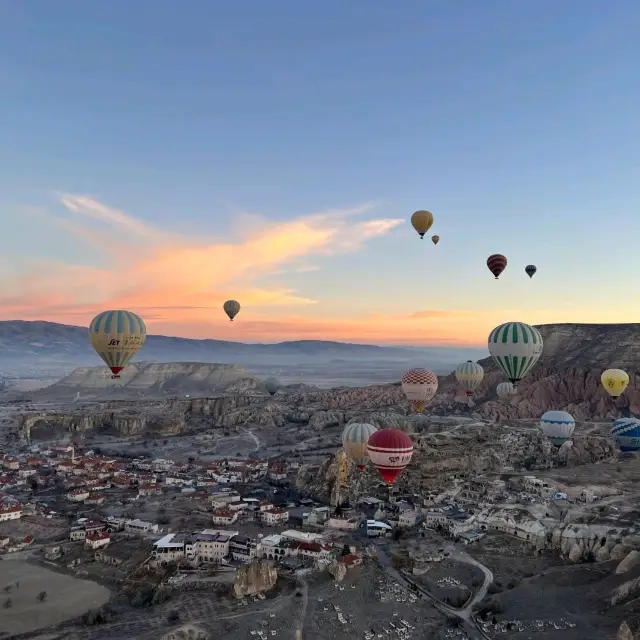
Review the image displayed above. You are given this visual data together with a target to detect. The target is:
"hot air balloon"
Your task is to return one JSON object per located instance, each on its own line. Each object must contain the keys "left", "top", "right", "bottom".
{"left": 525, "top": 265, "right": 537, "bottom": 278}
{"left": 496, "top": 381, "right": 516, "bottom": 400}
{"left": 223, "top": 300, "right": 241, "bottom": 321}
{"left": 412, "top": 400, "right": 426, "bottom": 413}
{"left": 410, "top": 210, "right": 434, "bottom": 239}
{"left": 540, "top": 410, "right": 575, "bottom": 446}
{"left": 455, "top": 361, "right": 484, "bottom": 400}
{"left": 401, "top": 368, "right": 438, "bottom": 406}
{"left": 487, "top": 254, "right": 507, "bottom": 279}
{"left": 342, "top": 422, "right": 378, "bottom": 471}
{"left": 601, "top": 369, "right": 629, "bottom": 398}
{"left": 89, "top": 310, "right": 146, "bottom": 379}
{"left": 431, "top": 235, "right": 440, "bottom": 246}
{"left": 264, "top": 377, "right": 280, "bottom": 397}
{"left": 488, "top": 322, "right": 543, "bottom": 385}
{"left": 612, "top": 418, "right": 640, "bottom": 452}
{"left": 367, "top": 428, "right": 413, "bottom": 485}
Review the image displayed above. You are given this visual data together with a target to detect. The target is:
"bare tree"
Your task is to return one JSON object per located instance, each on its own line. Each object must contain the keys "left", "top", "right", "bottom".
{"left": 37, "top": 590, "right": 47, "bottom": 603}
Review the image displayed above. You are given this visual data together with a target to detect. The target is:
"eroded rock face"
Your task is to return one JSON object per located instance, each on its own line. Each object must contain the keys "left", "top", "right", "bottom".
{"left": 233, "top": 559, "right": 277, "bottom": 598}
{"left": 327, "top": 559, "right": 347, "bottom": 583}
{"left": 617, "top": 621, "right": 634, "bottom": 640}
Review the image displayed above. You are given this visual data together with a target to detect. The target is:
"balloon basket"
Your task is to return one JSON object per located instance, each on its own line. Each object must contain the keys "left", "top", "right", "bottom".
{"left": 111, "top": 375, "right": 121, "bottom": 380}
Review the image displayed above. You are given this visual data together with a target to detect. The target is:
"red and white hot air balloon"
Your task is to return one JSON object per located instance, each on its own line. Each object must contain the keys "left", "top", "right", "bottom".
{"left": 401, "top": 368, "right": 438, "bottom": 411}
{"left": 412, "top": 400, "right": 426, "bottom": 413}
{"left": 367, "top": 428, "right": 414, "bottom": 485}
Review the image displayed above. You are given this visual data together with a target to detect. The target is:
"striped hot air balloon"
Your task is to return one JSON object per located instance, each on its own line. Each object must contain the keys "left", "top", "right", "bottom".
{"left": 401, "top": 368, "right": 438, "bottom": 406}
{"left": 540, "top": 411, "right": 575, "bottom": 446}
{"left": 488, "top": 322, "right": 543, "bottom": 385}
{"left": 342, "top": 423, "right": 378, "bottom": 470}
{"left": 89, "top": 310, "right": 146, "bottom": 379}
{"left": 496, "top": 381, "right": 516, "bottom": 400}
{"left": 455, "top": 361, "right": 484, "bottom": 398}
{"left": 612, "top": 418, "right": 640, "bottom": 452}
{"left": 367, "top": 428, "right": 414, "bottom": 485}
{"left": 487, "top": 254, "right": 507, "bottom": 279}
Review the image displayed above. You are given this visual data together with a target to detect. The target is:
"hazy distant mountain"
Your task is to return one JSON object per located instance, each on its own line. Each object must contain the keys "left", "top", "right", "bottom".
{"left": 0, "top": 320, "right": 488, "bottom": 377}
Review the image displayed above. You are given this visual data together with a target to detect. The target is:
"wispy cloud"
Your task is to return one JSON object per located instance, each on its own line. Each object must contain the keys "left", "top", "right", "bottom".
{"left": 0, "top": 194, "right": 403, "bottom": 332}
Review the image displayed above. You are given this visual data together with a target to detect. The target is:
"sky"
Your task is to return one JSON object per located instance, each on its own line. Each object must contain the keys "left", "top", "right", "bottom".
{"left": 0, "top": 0, "right": 639, "bottom": 346}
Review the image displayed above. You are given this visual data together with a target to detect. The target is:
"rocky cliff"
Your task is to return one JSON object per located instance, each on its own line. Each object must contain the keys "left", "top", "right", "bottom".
{"left": 38, "top": 362, "right": 264, "bottom": 398}
{"left": 233, "top": 559, "right": 278, "bottom": 598}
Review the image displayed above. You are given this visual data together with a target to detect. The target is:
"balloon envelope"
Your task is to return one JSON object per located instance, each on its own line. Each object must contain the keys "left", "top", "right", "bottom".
{"left": 496, "top": 381, "right": 516, "bottom": 400}
{"left": 342, "top": 422, "right": 377, "bottom": 470}
{"left": 89, "top": 310, "right": 146, "bottom": 378}
{"left": 601, "top": 369, "right": 629, "bottom": 398}
{"left": 223, "top": 300, "right": 241, "bottom": 321}
{"left": 264, "top": 377, "right": 280, "bottom": 396}
{"left": 401, "top": 368, "right": 438, "bottom": 404}
{"left": 367, "top": 428, "right": 413, "bottom": 485}
{"left": 455, "top": 361, "right": 484, "bottom": 397}
{"left": 488, "top": 322, "right": 543, "bottom": 384}
{"left": 525, "top": 264, "right": 537, "bottom": 278}
{"left": 411, "top": 210, "right": 434, "bottom": 238}
{"left": 540, "top": 410, "right": 575, "bottom": 446}
{"left": 411, "top": 400, "right": 426, "bottom": 413}
{"left": 487, "top": 254, "right": 507, "bottom": 279}
{"left": 431, "top": 235, "right": 440, "bottom": 245}
{"left": 612, "top": 418, "right": 640, "bottom": 452}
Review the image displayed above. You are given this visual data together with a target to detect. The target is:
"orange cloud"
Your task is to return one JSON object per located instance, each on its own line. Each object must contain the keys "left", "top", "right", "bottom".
{"left": 0, "top": 194, "right": 418, "bottom": 337}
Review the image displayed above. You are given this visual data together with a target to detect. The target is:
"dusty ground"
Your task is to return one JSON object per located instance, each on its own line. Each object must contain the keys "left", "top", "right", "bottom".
{"left": 412, "top": 558, "right": 483, "bottom": 605}
{"left": 0, "top": 559, "right": 111, "bottom": 636}
{"left": 0, "top": 515, "right": 67, "bottom": 544}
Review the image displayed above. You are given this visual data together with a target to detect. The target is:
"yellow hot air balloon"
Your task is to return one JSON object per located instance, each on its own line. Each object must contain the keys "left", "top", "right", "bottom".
{"left": 89, "top": 310, "right": 146, "bottom": 379}
{"left": 431, "top": 235, "right": 440, "bottom": 245}
{"left": 411, "top": 210, "right": 434, "bottom": 239}
{"left": 223, "top": 300, "right": 241, "bottom": 321}
{"left": 601, "top": 369, "right": 629, "bottom": 398}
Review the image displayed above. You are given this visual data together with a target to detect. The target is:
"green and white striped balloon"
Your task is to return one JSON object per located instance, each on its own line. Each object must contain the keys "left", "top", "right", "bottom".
{"left": 488, "top": 322, "right": 543, "bottom": 384}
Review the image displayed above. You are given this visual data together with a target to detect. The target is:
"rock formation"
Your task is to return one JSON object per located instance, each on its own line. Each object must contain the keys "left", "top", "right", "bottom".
{"left": 617, "top": 621, "right": 634, "bottom": 640}
{"left": 160, "top": 625, "right": 209, "bottom": 640}
{"left": 327, "top": 559, "right": 347, "bottom": 583}
{"left": 233, "top": 559, "right": 278, "bottom": 598}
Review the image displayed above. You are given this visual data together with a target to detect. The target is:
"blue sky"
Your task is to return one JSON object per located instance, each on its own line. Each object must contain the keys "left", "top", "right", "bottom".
{"left": 0, "top": 0, "right": 638, "bottom": 344}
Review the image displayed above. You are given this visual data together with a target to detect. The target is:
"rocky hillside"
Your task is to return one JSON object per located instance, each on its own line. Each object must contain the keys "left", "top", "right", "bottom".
{"left": 37, "top": 362, "right": 264, "bottom": 399}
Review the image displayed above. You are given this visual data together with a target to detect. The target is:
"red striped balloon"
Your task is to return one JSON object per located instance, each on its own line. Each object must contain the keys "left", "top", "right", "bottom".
{"left": 367, "top": 428, "right": 414, "bottom": 485}
{"left": 487, "top": 254, "right": 507, "bottom": 279}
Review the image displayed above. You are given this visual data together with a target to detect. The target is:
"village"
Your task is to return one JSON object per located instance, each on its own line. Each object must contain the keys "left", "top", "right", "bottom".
{"left": 0, "top": 432, "right": 636, "bottom": 639}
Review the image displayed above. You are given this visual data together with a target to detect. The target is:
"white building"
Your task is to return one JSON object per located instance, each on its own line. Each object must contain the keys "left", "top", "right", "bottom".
{"left": 0, "top": 504, "right": 22, "bottom": 521}
{"left": 398, "top": 510, "right": 421, "bottom": 528}
{"left": 212, "top": 509, "right": 239, "bottom": 526}
{"left": 153, "top": 533, "right": 186, "bottom": 564}
{"left": 124, "top": 519, "right": 159, "bottom": 534}
{"left": 229, "top": 536, "right": 258, "bottom": 563}
{"left": 261, "top": 508, "right": 289, "bottom": 526}
{"left": 86, "top": 533, "right": 110, "bottom": 550}
{"left": 66, "top": 489, "right": 90, "bottom": 502}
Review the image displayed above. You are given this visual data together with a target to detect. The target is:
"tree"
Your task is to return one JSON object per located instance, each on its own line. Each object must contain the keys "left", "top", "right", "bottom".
{"left": 37, "top": 590, "right": 47, "bottom": 603}
{"left": 167, "top": 610, "right": 181, "bottom": 624}
{"left": 3, "top": 597, "right": 11, "bottom": 608}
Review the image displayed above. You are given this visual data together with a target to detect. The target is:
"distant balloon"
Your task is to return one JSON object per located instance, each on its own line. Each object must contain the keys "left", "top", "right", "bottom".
{"left": 89, "top": 310, "right": 146, "bottom": 379}
{"left": 223, "top": 300, "right": 241, "bottom": 322}
{"left": 401, "top": 368, "right": 438, "bottom": 406}
{"left": 342, "top": 423, "right": 377, "bottom": 471}
{"left": 601, "top": 369, "right": 629, "bottom": 399}
{"left": 431, "top": 235, "right": 440, "bottom": 246}
{"left": 525, "top": 264, "right": 537, "bottom": 278}
{"left": 496, "top": 381, "right": 516, "bottom": 400}
{"left": 264, "top": 377, "right": 280, "bottom": 396}
{"left": 410, "top": 210, "right": 434, "bottom": 239}
{"left": 487, "top": 254, "right": 507, "bottom": 279}
{"left": 367, "top": 428, "right": 414, "bottom": 485}
{"left": 455, "top": 361, "right": 484, "bottom": 398}
{"left": 488, "top": 322, "right": 543, "bottom": 385}
{"left": 540, "top": 410, "right": 575, "bottom": 447}
{"left": 612, "top": 418, "right": 640, "bottom": 452}
{"left": 411, "top": 400, "right": 426, "bottom": 413}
